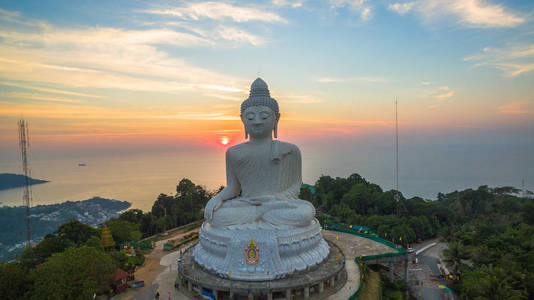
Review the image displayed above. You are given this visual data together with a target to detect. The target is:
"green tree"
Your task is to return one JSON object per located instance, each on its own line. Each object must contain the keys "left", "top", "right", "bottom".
{"left": 85, "top": 235, "right": 104, "bottom": 251}
{"left": 299, "top": 186, "right": 313, "bottom": 204}
{"left": 54, "top": 220, "right": 100, "bottom": 246}
{"left": 107, "top": 220, "right": 142, "bottom": 244}
{"left": 522, "top": 201, "right": 534, "bottom": 225}
{"left": 341, "top": 183, "right": 382, "bottom": 215}
{"left": 0, "top": 262, "right": 31, "bottom": 300}
{"left": 110, "top": 251, "right": 139, "bottom": 272}
{"left": 118, "top": 209, "right": 144, "bottom": 224}
{"left": 460, "top": 265, "right": 527, "bottom": 299}
{"left": 140, "top": 212, "right": 157, "bottom": 237}
{"left": 443, "top": 241, "right": 470, "bottom": 275}
{"left": 20, "top": 236, "right": 73, "bottom": 269}
{"left": 30, "top": 246, "right": 116, "bottom": 299}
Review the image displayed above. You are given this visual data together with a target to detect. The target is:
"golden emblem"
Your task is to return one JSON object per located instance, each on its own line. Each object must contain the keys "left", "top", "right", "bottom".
{"left": 245, "top": 236, "right": 259, "bottom": 265}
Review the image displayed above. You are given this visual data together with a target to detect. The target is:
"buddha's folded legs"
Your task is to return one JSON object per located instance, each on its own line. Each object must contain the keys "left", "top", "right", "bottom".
{"left": 262, "top": 199, "right": 315, "bottom": 227}
{"left": 211, "top": 199, "right": 258, "bottom": 227}
{"left": 211, "top": 198, "right": 316, "bottom": 228}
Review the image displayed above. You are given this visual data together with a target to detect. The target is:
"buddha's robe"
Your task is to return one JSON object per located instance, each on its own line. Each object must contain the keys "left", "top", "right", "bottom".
{"left": 211, "top": 141, "right": 315, "bottom": 229}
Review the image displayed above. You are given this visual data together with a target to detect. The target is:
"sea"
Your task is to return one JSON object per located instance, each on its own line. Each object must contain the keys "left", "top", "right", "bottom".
{"left": 1, "top": 135, "right": 532, "bottom": 211}
{"left": 0, "top": 150, "right": 226, "bottom": 212}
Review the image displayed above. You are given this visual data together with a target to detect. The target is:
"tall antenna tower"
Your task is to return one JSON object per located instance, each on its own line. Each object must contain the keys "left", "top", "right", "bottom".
{"left": 18, "top": 119, "right": 32, "bottom": 248}
{"left": 395, "top": 97, "right": 399, "bottom": 193}
{"left": 394, "top": 98, "right": 400, "bottom": 214}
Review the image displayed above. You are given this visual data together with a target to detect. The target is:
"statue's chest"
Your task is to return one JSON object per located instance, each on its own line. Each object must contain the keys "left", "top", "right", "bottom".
{"left": 233, "top": 147, "right": 279, "bottom": 189}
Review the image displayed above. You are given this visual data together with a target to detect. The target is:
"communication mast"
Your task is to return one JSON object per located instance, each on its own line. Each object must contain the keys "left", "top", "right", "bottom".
{"left": 395, "top": 97, "right": 399, "bottom": 194}
{"left": 18, "top": 119, "right": 32, "bottom": 248}
{"left": 394, "top": 98, "right": 400, "bottom": 212}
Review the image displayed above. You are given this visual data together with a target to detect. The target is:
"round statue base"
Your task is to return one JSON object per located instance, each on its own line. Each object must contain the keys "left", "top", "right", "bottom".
{"left": 178, "top": 238, "right": 346, "bottom": 299}
{"left": 192, "top": 219, "right": 329, "bottom": 281}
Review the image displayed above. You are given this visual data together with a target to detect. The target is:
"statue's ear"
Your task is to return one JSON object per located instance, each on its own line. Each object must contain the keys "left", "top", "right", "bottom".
{"left": 273, "top": 120, "right": 278, "bottom": 139}
{"left": 241, "top": 114, "right": 248, "bottom": 139}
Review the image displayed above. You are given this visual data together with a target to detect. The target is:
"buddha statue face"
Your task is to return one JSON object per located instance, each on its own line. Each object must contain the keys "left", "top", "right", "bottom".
{"left": 241, "top": 105, "right": 277, "bottom": 139}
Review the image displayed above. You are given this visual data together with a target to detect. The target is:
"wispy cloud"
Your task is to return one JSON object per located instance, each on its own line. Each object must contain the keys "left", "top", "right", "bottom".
{"left": 2, "top": 91, "right": 81, "bottom": 103}
{"left": 0, "top": 81, "right": 101, "bottom": 98}
{"left": 388, "top": 2, "right": 415, "bottom": 15}
{"left": 272, "top": 0, "right": 305, "bottom": 8}
{"left": 281, "top": 94, "right": 325, "bottom": 104}
{"left": 497, "top": 101, "right": 533, "bottom": 115}
{"left": 215, "top": 26, "right": 265, "bottom": 46}
{"left": 142, "top": 2, "right": 286, "bottom": 23}
{"left": 389, "top": 0, "right": 524, "bottom": 28}
{"left": 0, "top": 100, "right": 239, "bottom": 121}
{"left": 316, "top": 76, "right": 386, "bottom": 83}
{"left": 150, "top": 112, "right": 240, "bottom": 121}
{"left": 152, "top": 22, "right": 264, "bottom": 47}
{"left": 328, "top": 0, "right": 373, "bottom": 21}
{"left": 418, "top": 83, "right": 455, "bottom": 99}
{"left": 432, "top": 86, "right": 455, "bottom": 99}
{"left": 465, "top": 44, "right": 534, "bottom": 77}
{"left": 0, "top": 10, "right": 247, "bottom": 95}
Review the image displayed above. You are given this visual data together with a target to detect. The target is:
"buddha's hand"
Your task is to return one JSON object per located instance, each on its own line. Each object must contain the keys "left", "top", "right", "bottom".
{"left": 204, "top": 196, "right": 223, "bottom": 221}
{"left": 246, "top": 195, "right": 276, "bottom": 206}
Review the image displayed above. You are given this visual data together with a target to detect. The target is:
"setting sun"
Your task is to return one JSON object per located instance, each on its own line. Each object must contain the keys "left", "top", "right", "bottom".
{"left": 221, "top": 137, "right": 229, "bottom": 145}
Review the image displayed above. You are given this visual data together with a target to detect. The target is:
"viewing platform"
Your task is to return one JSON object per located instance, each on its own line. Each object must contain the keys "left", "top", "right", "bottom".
{"left": 176, "top": 226, "right": 410, "bottom": 299}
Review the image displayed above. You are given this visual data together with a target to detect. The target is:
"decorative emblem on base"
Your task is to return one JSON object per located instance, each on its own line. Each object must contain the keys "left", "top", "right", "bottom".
{"left": 245, "top": 236, "right": 259, "bottom": 265}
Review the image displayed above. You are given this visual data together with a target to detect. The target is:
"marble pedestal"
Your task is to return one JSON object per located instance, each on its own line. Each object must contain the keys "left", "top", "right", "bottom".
{"left": 192, "top": 218, "right": 329, "bottom": 281}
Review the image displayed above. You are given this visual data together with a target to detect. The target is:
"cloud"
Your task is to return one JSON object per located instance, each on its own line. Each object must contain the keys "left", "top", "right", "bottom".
{"left": 465, "top": 44, "right": 534, "bottom": 77}
{"left": 0, "top": 81, "right": 101, "bottom": 98}
{"left": 328, "top": 0, "right": 373, "bottom": 21}
{"left": 316, "top": 76, "right": 386, "bottom": 83}
{"left": 497, "top": 101, "right": 533, "bottom": 115}
{"left": 432, "top": 86, "right": 455, "bottom": 99}
{"left": 280, "top": 94, "right": 325, "bottom": 104}
{"left": 388, "top": 2, "right": 415, "bottom": 15}
{"left": 149, "top": 112, "right": 240, "bottom": 120}
{"left": 272, "top": 0, "right": 305, "bottom": 8}
{"left": 390, "top": 0, "right": 524, "bottom": 28}
{"left": 142, "top": 2, "right": 286, "bottom": 23}
{"left": 421, "top": 81, "right": 432, "bottom": 85}
{"left": 215, "top": 26, "right": 265, "bottom": 46}
{"left": 2, "top": 92, "right": 81, "bottom": 103}
{"left": 0, "top": 26, "right": 212, "bottom": 48}
{"left": 0, "top": 10, "right": 247, "bottom": 95}
{"left": 0, "top": 100, "right": 240, "bottom": 121}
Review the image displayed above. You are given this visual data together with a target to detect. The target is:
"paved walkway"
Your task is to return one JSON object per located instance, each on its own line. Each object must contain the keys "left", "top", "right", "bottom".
{"left": 115, "top": 228, "right": 198, "bottom": 300}
{"left": 323, "top": 230, "right": 397, "bottom": 299}
{"left": 328, "top": 256, "right": 360, "bottom": 300}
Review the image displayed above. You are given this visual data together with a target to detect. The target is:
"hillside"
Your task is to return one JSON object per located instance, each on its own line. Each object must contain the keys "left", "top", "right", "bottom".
{"left": 0, "top": 173, "right": 49, "bottom": 191}
{"left": 0, "top": 197, "right": 130, "bottom": 261}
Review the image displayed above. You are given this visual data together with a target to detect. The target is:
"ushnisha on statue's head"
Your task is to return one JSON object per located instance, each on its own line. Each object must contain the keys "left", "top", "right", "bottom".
{"left": 240, "top": 78, "right": 280, "bottom": 139}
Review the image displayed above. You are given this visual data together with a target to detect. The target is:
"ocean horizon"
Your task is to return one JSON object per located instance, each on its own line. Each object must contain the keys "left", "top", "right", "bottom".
{"left": 1, "top": 141, "right": 530, "bottom": 212}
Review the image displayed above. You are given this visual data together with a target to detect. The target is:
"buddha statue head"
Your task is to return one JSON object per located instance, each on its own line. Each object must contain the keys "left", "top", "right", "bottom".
{"left": 240, "top": 78, "right": 280, "bottom": 139}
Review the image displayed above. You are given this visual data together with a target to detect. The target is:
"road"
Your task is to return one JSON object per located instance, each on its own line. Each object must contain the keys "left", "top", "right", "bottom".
{"left": 410, "top": 241, "right": 456, "bottom": 300}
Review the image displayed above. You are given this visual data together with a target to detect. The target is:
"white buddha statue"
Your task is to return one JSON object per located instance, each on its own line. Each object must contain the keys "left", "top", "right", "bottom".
{"left": 204, "top": 78, "right": 315, "bottom": 229}
{"left": 193, "top": 78, "right": 329, "bottom": 281}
